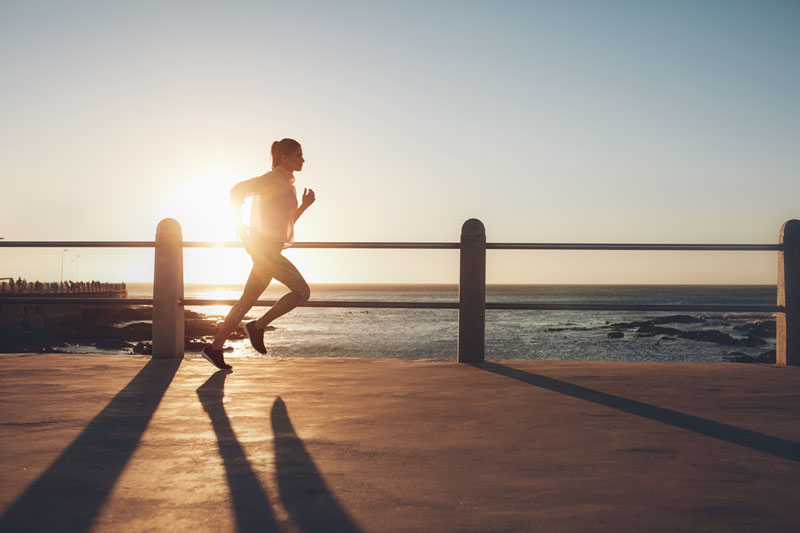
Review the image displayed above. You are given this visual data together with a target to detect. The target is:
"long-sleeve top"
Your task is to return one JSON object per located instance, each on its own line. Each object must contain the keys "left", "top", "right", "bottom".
{"left": 230, "top": 170, "right": 298, "bottom": 247}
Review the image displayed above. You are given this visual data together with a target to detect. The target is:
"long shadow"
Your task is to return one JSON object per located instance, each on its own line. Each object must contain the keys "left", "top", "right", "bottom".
{"left": 0, "top": 358, "right": 181, "bottom": 532}
{"left": 271, "top": 397, "right": 360, "bottom": 533}
{"left": 474, "top": 362, "right": 800, "bottom": 463}
{"left": 196, "top": 371, "right": 279, "bottom": 533}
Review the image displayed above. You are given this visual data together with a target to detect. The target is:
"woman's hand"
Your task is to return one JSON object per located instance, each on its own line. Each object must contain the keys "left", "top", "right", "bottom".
{"left": 302, "top": 187, "right": 316, "bottom": 206}
{"left": 295, "top": 188, "right": 315, "bottom": 223}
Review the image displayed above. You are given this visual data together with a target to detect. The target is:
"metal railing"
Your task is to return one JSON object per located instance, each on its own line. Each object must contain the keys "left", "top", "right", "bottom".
{"left": 2, "top": 218, "right": 798, "bottom": 364}
{"left": 2, "top": 241, "right": 781, "bottom": 251}
{"left": 0, "top": 297, "right": 782, "bottom": 313}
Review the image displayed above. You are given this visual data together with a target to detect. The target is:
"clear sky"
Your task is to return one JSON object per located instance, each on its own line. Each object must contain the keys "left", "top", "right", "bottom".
{"left": 1, "top": 0, "right": 798, "bottom": 284}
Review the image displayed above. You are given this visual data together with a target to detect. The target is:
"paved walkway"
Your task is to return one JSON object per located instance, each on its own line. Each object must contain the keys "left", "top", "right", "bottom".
{"left": 0, "top": 353, "right": 799, "bottom": 532}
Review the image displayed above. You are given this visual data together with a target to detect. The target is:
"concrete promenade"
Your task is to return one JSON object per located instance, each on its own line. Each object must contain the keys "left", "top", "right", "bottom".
{"left": 0, "top": 354, "right": 799, "bottom": 532}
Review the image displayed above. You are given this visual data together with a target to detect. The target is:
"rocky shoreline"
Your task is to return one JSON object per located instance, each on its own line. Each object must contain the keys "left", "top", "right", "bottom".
{"left": 0, "top": 305, "right": 257, "bottom": 355}
{"left": 0, "top": 308, "right": 777, "bottom": 363}
{"left": 546, "top": 314, "right": 777, "bottom": 363}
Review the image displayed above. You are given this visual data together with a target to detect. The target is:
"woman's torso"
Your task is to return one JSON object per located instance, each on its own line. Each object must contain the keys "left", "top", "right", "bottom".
{"left": 250, "top": 170, "right": 298, "bottom": 247}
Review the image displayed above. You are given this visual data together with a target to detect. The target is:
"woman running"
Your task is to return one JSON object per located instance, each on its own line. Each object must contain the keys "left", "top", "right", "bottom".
{"left": 201, "top": 138, "right": 314, "bottom": 370}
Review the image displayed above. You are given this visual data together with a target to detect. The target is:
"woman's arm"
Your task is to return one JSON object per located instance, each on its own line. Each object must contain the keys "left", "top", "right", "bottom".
{"left": 230, "top": 176, "right": 264, "bottom": 243}
{"left": 229, "top": 176, "right": 263, "bottom": 207}
{"left": 294, "top": 187, "right": 315, "bottom": 222}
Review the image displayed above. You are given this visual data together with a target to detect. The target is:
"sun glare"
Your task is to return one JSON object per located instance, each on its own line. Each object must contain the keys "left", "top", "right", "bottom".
{"left": 163, "top": 170, "right": 255, "bottom": 283}
{"left": 168, "top": 171, "right": 239, "bottom": 242}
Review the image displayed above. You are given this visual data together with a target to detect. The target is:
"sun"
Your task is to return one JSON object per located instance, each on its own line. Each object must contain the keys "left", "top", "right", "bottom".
{"left": 167, "top": 170, "right": 241, "bottom": 243}
{"left": 161, "top": 170, "right": 256, "bottom": 284}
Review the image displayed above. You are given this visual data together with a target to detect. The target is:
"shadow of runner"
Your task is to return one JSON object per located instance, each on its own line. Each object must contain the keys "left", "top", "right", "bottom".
{"left": 0, "top": 358, "right": 181, "bottom": 532}
{"left": 271, "top": 397, "right": 360, "bottom": 533}
{"left": 473, "top": 362, "right": 800, "bottom": 463}
{"left": 197, "top": 371, "right": 279, "bottom": 533}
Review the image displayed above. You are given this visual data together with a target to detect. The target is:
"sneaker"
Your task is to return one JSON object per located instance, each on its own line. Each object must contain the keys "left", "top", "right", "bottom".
{"left": 244, "top": 321, "right": 267, "bottom": 354}
{"left": 201, "top": 345, "right": 232, "bottom": 370}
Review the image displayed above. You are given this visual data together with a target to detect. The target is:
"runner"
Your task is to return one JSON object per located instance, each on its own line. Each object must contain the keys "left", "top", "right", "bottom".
{"left": 201, "top": 138, "right": 314, "bottom": 370}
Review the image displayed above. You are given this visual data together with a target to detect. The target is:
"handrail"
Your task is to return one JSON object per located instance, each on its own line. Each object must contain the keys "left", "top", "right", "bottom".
{"left": 0, "top": 241, "right": 157, "bottom": 247}
{"left": 189, "top": 242, "right": 462, "bottom": 249}
{"left": 485, "top": 303, "right": 783, "bottom": 312}
{"left": 0, "top": 297, "right": 154, "bottom": 305}
{"left": 3, "top": 217, "right": 798, "bottom": 364}
{"left": 0, "top": 241, "right": 782, "bottom": 251}
{"left": 185, "top": 300, "right": 782, "bottom": 312}
{"left": 0, "top": 297, "right": 783, "bottom": 314}
{"left": 487, "top": 243, "right": 782, "bottom": 251}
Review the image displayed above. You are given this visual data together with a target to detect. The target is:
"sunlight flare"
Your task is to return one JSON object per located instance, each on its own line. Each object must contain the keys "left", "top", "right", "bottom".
{"left": 167, "top": 170, "right": 240, "bottom": 243}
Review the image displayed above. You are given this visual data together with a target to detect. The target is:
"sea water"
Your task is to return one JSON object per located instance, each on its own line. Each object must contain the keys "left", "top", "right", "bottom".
{"left": 127, "top": 283, "right": 776, "bottom": 362}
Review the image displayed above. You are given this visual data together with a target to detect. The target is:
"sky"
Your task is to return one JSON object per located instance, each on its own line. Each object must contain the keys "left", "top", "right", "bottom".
{"left": 1, "top": 0, "right": 798, "bottom": 285}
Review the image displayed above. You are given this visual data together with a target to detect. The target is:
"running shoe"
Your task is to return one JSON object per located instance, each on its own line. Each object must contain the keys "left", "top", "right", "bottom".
{"left": 244, "top": 321, "right": 267, "bottom": 354}
{"left": 201, "top": 345, "right": 232, "bottom": 370}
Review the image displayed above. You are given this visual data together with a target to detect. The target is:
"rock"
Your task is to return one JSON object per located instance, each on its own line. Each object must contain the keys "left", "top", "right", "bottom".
{"left": 132, "top": 341, "right": 152, "bottom": 355}
{"left": 637, "top": 325, "right": 683, "bottom": 336}
{"left": 724, "top": 313, "right": 771, "bottom": 320}
{"left": 185, "top": 341, "right": 208, "bottom": 352}
{"left": 733, "top": 320, "right": 776, "bottom": 338}
{"left": 95, "top": 340, "right": 134, "bottom": 350}
{"left": 546, "top": 326, "right": 592, "bottom": 332}
{"left": 608, "top": 315, "right": 705, "bottom": 330}
{"left": 726, "top": 350, "right": 776, "bottom": 364}
{"left": 760, "top": 350, "right": 777, "bottom": 363}
{"left": 651, "top": 315, "right": 705, "bottom": 325}
{"left": 185, "top": 318, "right": 222, "bottom": 338}
{"left": 186, "top": 341, "right": 234, "bottom": 352}
{"left": 607, "top": 331, "right": 624, "bottom": 339}
{"left": 679, "top": 330, "right": 765, "bottom": 347}
{"left": 113, "top": 322, "right": 152, "bottom": 340}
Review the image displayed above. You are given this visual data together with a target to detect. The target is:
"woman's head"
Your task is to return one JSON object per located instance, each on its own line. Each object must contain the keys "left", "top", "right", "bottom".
{"left": 271, "top": 138, "right": 303, "bottom": 171}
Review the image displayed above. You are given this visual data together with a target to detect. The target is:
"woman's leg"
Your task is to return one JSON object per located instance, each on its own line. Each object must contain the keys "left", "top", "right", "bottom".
{"left": 252, "top": 252, "right": 310, "bottom": 329}
{"left": 210, "top": 266, "right": 271, "bottom": 349}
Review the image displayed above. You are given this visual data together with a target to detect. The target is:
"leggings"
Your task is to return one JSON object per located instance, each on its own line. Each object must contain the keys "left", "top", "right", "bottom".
{"left": 224, "top": 243, "right": 311, "bottom": 329}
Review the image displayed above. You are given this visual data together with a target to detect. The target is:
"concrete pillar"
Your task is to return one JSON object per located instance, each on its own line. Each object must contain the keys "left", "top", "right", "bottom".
{"left": 777, "top": 219, "right": 800, "bottom": 366}
{"left": 153, "top": 218, "right": 184, "bottom": 359}
{"left": 458, "top": 219, "right": 486, "bottom": 363}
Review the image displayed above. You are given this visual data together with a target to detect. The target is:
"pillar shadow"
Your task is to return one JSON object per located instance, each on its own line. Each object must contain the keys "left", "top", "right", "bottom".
{"left": 196, "top": 371, "right": 279, "bottom": 533}
{"left": 271, "top": 397, "right": 360, "bottom": 533}
{"left": 0, "top": 358, "right": 181, "bottom": 531}
{"left": 473, "top": 362, "right": 800, "bottom": 463}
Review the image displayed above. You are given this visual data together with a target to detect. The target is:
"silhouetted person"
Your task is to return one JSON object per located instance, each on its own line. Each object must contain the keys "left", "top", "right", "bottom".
{"left": 201, "top": 139, "right": 315, "bottom": 370}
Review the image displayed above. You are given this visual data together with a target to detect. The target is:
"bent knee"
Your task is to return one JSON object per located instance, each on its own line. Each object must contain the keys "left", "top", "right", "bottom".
{"left": 295, "top": 282, "right": 311, "bottom": 304}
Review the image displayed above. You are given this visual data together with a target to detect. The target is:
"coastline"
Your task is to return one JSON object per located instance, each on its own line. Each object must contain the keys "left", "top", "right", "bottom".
{"left": 1, "top": 284, "right": 778, "bottom": 361}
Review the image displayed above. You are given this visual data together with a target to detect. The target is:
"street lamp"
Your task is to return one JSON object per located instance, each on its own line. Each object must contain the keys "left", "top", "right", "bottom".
{"left": 60, "top": 249, "right": 67, "bottom": 283}
{"left": 75, "top": 255, "right": 80, "bottom": 281}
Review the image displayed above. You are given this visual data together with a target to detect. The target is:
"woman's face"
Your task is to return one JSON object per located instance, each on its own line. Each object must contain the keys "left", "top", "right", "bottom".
{"left": 282, "top": 147, "right": 304, "bottom": 172}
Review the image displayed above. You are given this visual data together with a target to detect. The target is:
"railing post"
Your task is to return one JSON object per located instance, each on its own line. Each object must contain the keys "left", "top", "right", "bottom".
{"left": 153, "top": 218, "right": 184, "bottom": 359}
{"left": 777, "top": 219, "right": 800, "bottom": 366}
{"left": 458, "top": 218, "right": 486, "bottom": 363}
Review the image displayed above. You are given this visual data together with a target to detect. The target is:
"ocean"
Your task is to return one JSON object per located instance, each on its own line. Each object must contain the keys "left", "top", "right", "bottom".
{"left": 127, "top": 283, "right": 776, "bottom": 362}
